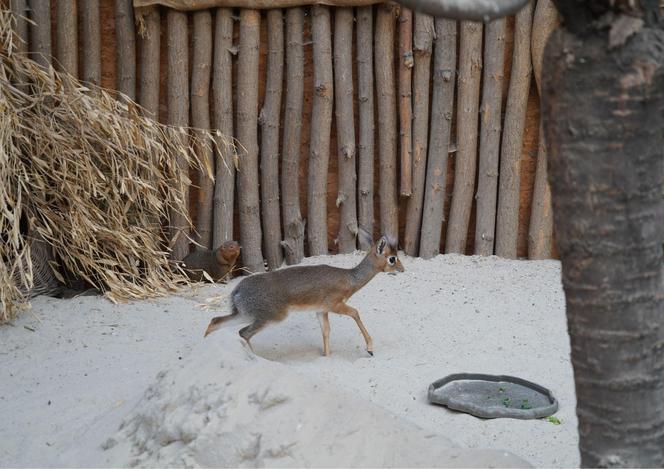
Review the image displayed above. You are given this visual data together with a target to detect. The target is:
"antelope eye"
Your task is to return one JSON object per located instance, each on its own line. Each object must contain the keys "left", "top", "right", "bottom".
{"left": 388, "top": 256, "right": 396, "bottom": 265}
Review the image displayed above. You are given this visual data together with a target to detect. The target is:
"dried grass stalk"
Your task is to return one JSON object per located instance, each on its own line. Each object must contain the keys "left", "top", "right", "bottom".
{"left": 0, "top": 7, "right": 224, "bottom": 322}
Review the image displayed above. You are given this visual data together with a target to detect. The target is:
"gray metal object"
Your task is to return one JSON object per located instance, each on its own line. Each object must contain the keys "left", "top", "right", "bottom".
{"left": 428, "top": 373, "right": 558, "bottom": 419}
{"left": 394, "top": 0, "right": 531, "bottom": 22}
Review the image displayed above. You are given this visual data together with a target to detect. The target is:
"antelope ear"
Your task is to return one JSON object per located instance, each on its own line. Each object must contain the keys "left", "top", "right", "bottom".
{"left": 376, "top": 236, "right": 388, "bottom": 255}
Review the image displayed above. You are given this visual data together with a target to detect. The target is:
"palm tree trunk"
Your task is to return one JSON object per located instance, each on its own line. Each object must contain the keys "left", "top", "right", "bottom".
{"left": 543, "top": 1, "right": 664, "bottom": 465}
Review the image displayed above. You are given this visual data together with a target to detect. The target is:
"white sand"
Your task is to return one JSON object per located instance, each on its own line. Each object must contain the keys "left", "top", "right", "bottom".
{"left": 0, "top": 253, "right": 579, "bottom": 467}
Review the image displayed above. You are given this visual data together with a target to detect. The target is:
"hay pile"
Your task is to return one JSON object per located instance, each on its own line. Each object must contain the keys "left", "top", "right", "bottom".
{"left": 0, "top": 6, "right": 225, "bottom": 322}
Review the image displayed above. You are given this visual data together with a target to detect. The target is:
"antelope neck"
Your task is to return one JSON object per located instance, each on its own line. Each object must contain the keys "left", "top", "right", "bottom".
{"left": 350, "top": 253, "right": 379, "bottom": 292}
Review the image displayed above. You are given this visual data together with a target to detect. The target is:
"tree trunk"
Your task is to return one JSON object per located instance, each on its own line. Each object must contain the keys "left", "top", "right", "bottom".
{"left": 495, "top": 1, "right": 533, "bottom": 258}
{"left": 212, "top": 8, "right": 235, "bottom": 246}
{"left": 280, "top": 7, "right": 305, "bottom": 264}
{"left": 191, "top": 10, "right": 214, "bottom": 250}
{"left": 403, "top": 13, "right": 433, "bottom": 257}
{"left": 445, "top": 21, "right": 482, "bottom": 254}
{"left": 474, "top": 18, "right": 505, "bottom": 256}
{"left": 115, "top": 0, "right": 137, "bottom": 100}
{"left": 398, "top": 6, "right": 413, "bottom": 197}
{"left": 138, "top": 6, "right": 161, "bottom": 118}
{"left": 28, "top": 0, "right": 51, "bottom": 69}
{"left": 236, "top": 9, "right": 264, "bottom": 272}
{"left": 55, "top": 0, "right": 77, "bottom": 76}
{"left": 334, "top": 7, "right": 357, "bottom": 253}
{"left": 375, "top": 3, "right": 399, "bottom": 243}
{"left": 80, "top": 0, "right": 101, "bottom": 89}
{"left": 542, "top": 3, "right": 664, "bottom": 466}
{"left": 10, "top": 0, "right": 28, "bottom": 55}
{"left": 167, "top": 9, "right": 190, "bottom": 260}
{"left": 260, "top": 9, "right": 284, "bottom": 269}
{"left": 356, "top": 5, "right": 374, "bottom": 250}
{"left": 307, "top": 5, "right": 333, "bottom": 256}
{"left": 419, "top": 18, "right": 456, "bottom": 259}
{"left": 528, "top": 0, "right": 558, "bottom": 260}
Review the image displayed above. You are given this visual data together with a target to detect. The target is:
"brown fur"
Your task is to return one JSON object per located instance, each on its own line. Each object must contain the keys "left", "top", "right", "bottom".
{"left": 204, "top": 236, "right": 404, "bottom": 356}
{"left": 182, "top": 240, "right": 241, "bottom": 282}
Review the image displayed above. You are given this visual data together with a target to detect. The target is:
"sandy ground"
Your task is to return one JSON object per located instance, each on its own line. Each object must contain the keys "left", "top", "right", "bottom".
{"left": 0, "top": 253, "right": 579, "bottom": 467}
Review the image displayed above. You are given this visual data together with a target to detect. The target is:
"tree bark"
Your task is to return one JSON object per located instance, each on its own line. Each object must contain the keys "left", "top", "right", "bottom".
{"left": 212, "top": 8, "right": 235, "bottom": 246}
{"left": 334, "top": 7, "right": 357, "bottom": 253}
{"left": 55, "top": 0, "right": 77, "bottom": 76}
{"left": 542, "top": 5, "right": 664, "bottom": 464}
{"left": 445, "top": 21, "right": 482, "bottom": 254}
{"left": 307, "top": 5, "right": 333, "bottom": 256}
{"left": 398, "top": 6, "right": 413, "bottom": 197}
{"left": 356, "top": 6, "right": 374, "bottom": 251}
{"left": 419, "top": 18, "right": 456, "bottom": 259}
{"left": 474, "top": 17, "right": 506, "bottom": 256}
{"left": 138, "top": 6, "right": 161, "bottom": 118}
{"left": 260, "top": 9, "right": 284, "bottom": 269}
{"left": 28, "top": 0, "right": 51, "bottom": 69}
{"left": 115, "top": 0, "right": 137, "bottom": 100}
{"left": 167, "top": 9, "right": 190, "bottom": 260}
{"left": 236, "top": 9, "right": 264, "bottom": 272}
{"left": 80, "top": 0, "right": 102, "bottom": 89}
{"left": 375, "top": 3, "right": 399, "bottom": 243}
{"left": 403, "top": 13, "right": 433, "bottom": 257}
{"left": 191, "top": 10, "right": 214, "bottom": 250}
{"left": 10, "top": 0, "right": 28, "bottom": 55}
{"left": 495, "top": 1, "right": 533, "bottom": 258}
{"left": 280, "top": 8, "right": 305, "bottom": 264}
{"left": 528, "top": 0, "right": 558, "bottom": 259}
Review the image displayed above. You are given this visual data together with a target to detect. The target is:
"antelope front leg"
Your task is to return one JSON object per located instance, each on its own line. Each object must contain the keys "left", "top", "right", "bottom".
{"left": 316, "top": 312, "right": 331, "bottom": 356}
{"left": 334, "top": 303, "right": 373, "bottom": 356}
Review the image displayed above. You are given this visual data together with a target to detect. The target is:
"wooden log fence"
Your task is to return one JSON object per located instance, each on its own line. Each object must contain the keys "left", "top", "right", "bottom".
{"left": 280, "top": 7, "right": 306, "bottom": 264}
{"left": 18, "top": 2, "right": 558, "bottom": 269}
{"left": 528, "top": 0, "right": 559, "bottom": 259}
{"left": 81, "top": 0, "right": 102, "bottom": 89}
{"left": 445, "top": 20, "right": 482, "bottom": 254}
{"left": 260, "top": 9, "right": 285, "bottom": 269}
{"left": 191, "top": 10, "right": 214, "bottom": 250}
{"left": 495, "top": 0, "right": 534, "bottom": 258}
{"left": 212, "top": 8, "right": 236, "bottom": 247}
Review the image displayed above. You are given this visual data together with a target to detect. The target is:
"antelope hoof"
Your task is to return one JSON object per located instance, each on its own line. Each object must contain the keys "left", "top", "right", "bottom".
{"left": 367, "top": 350, "right": 374, "bottom": 357}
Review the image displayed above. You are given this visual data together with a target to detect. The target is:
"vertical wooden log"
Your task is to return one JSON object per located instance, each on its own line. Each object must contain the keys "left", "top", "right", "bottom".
{"left": 55, "top": 0, "right": 77, "bottom": 76}
{"left": 28, "top": 0, "right": 52, "bottom": 69}
{"left": 115, "top": 0, "right": 136, "bottom": 100}
{"left": 334, "top": 7, "right": 357, "bottom": 253}
{"left": 356, "top": 6, "right": 374, "bottom": 251}
{"left": 403, "top": 13, "right": 433, "bottom": 257}
{"left": 192, "top": 10, "right": 214, "bottom": 250}
{"left": 80, "top": 0, "right": 101, "bottom": 89}
{"left": 10, "top": 0, "right": 28, "bottom": 55}
{"left": 307, "top": 5, "right": 333, "bottom": 256}
{"left": 10, "top": 0, "right": 29, "bottom": 90}
{"left": 445, "top": 21, "right": 482, "bottom": 254}
{"left": 260, "top": 9, "right": 284, "bottom": 269}
{"left": 398, "top": 7, "right": 413, "bottom": 197}
{"left": 375, "top": 3, "right": 399, "bottom": 243}
{"left": 212, "top": 8, "right": 235, "bottom": 246}
{"left": 167, "top": 10, "right": 190, "bottom": 260}
{"left": 138, "top": 6, "right": 160, "bottom": 118}
{"left": 236, "top": 9, "right": 264, "bottom": 272}
{"left": 280, "top": 8, "right": 305, "bottom": 264}
{"left": 495, "top": 2, "right": 533, "bottom": 258}
{"left": 419, "top": 18, "right": 456, "bottom": 259}
{"left": 528, "top": 0, "right": 558, "bottom": 259}
{"left": 474, "top": 18, "right": 506, "bottom": 256}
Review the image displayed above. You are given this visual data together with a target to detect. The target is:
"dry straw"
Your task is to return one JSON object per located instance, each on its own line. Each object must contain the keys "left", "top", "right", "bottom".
{"left": 0, "top": 6, "right": 231, "bottom": 322}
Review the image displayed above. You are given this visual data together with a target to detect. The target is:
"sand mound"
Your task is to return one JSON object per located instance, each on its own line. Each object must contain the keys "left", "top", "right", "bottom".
{"left": 103, "top": 330, "right": 528, "bottom": 467}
